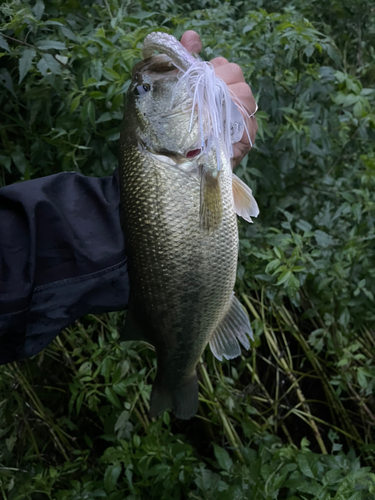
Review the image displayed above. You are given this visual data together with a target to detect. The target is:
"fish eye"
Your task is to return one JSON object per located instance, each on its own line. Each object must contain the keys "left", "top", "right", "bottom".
{"left": 134, "top": 84, "right": 151, "bottom": 96}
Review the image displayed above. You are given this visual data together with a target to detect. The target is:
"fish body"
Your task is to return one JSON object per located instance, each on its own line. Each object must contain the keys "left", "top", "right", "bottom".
{"left": 119, "top": 37, "right": 258, "bottom": 419}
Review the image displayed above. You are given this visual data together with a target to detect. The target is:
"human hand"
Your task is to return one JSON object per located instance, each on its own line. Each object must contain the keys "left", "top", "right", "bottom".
{"left": 180, "top": 30, "right": 258, "bottom": 169}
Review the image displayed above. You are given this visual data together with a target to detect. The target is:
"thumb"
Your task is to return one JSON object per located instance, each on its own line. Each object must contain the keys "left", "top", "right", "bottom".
{"left": 180, "top": 30, "right": 202, "bottom": 54}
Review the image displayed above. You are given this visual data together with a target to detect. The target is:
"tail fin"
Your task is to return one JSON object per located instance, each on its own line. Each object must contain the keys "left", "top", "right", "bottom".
{"left": 172, "top": 375, "right": 199, "bottom": 420}
{"left": 149, "top": 383, "right": 173, "bottom": 419}
{"left": 149, "top": 374, "right": 199, "bottom": 420}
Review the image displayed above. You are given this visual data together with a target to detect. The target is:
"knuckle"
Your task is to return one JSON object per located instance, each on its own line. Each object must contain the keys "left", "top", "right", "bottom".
{"left": 237, "top": 81, "right": 253, "bottom": 97}
{"left": 211, "top": 56, "right": 229, "bottom": 66}
{"left": 228, "top": 63, "right": 244, "bottom": 80}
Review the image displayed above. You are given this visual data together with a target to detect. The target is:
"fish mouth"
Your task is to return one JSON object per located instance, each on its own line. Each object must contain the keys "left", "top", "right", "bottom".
{"left": 159, "top": 107, "right": 192, "bottom": 119}
{"left": 144, "top": 141, "right": 203, "bottom": 166}
{"left": 186, "top": 148, "right": 202, "bottom": 159}
{"left": 150, "top": 147, "right": 203, "bottom": 161}
{"left": 185, "top": 137, "right": 209, "bottom": 159}
{"left": 132, "top": 54, "right": 178, "bottom": 78}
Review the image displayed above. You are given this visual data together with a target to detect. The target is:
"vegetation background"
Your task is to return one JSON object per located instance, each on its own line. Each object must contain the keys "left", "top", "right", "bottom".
{"left": 1, "top": 0, "right": 375, "bottom": 498}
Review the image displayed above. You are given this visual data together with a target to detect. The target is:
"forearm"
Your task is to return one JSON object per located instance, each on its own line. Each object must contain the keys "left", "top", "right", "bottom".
{"left": 0, "top": 171, "right": 129, "bottom": 364}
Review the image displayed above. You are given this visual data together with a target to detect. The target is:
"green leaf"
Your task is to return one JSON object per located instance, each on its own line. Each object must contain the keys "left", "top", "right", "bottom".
{"left": 265, "top": 259, "right": 281, "bottom": 274}
{"left": 104, "top": 464, "right": 122, "bottom": 493}
{"left": 277, "top": 269, "right": 292, "bottom": 285}
{"left": 76, "top": 391, "right": 84, "bottom": 415}
{"left": 0, "top": 69, "right": 16, "bottom": 97}
{"left": 36, "top": 40, "right": 67, "bottom": 51}
{"left": 361, "top": 88, "right": 375, "bottom": 96}
{"left": 112, "top": 373, "right": 139, "bottom": 390}
{"left": 70, "top": 95, "right": 81, "bottom": 113}
{"left": 105, "top": 387, "right": 121, "bottom": 408}
{"left": 100, "top": 357, "right": 113, "bottom": 383}
{"left": 274, "top": 247, "right": 282, "bottom": 259}
{"left": 32, "top": 0, "right": 45, "bottom": 20}
{"left": 314, "top": 230, "right": 334, "bottom": 247}
{"left": 113, "top": 381, "right": 131, "bottom": 396}
{"left": 357, "top": 368, "right": 369, "bottom": 390}
{"left": 353, "top": 101, "right": 364, "bottom": 118}
{"left": 90, "top": 91, "right": 105, "bottom": 99}
{"left": 55, "top": 54, "right": 68, "bottom": 65}
{"left": 110, "top": 93, "right": 124, "bottom": 111}
{"left": 61, "top": 26, "right": 78, "bottom": 41}
{"left": 45, "top": 20, "right": 64, "bottom": 26}
{"left": 37, "top": 53, "right": 63, "bottom": 75}
{"left": 0, "top": 34, "right": 10, "bottom": 52}
{"left": 0, "top": 155, "right": 11, "bottom": 172}
{"left": 114, "top": 411, "right": 130, "bottom": 433}
{"left": 88, "top": 100, "right": 96, "bottom": 126}
{"left": 19, "top": 49, "right": 36, "bottom": 83}
{"left": 96, "top": 112, "right": 113, "bottom": 123}
{"left": 103, "top": 67, "right": 121, "bottom": 81}
{"left": 213, "top": 444, "right": 233, "bottom": 473}
{"left": 296, "top": 453, "right": 317, "bottom": 479}
{"left": 11, "top": 146, "right": 29, "bottom": 174}
{"left": 81, "top": 98, "right": 95, "bottom": 125}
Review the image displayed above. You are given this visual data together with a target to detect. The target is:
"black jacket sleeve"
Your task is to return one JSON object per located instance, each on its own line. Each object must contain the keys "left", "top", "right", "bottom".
{"left": 0, "top": 170, "right": 129, "bottom": 365}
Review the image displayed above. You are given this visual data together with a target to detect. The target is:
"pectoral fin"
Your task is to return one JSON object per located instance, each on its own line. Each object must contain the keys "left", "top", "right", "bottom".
{"left": 209, "top": 293, "right": 253, "bottom": 361}
{"left": 232, "top": 173, "right": 259, "bottom": 223}
{"left": 200, "top": 166, "right": 222, "bottom": 232}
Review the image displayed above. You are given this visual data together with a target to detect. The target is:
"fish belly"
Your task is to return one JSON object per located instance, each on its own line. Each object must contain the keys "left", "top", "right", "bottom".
{"left": 119, "top": 145, "right": 238, "bottom": 385}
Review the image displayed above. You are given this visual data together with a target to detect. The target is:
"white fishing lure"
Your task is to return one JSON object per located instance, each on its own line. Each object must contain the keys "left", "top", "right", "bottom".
{"left": 142, "top": 32, "right": 256, "bottom": 171}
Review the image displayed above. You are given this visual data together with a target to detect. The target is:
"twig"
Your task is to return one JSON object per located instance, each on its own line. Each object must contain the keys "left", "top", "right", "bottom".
{"left": 1, "top": 33, "right": 70, "bottom": 70}
{"left": 104, "top": 0, "right": 113, "bottom": 19}
{"left": 198, "top": 361, "right": 244, "bottom": 462}
{"left": 327, "top": 126, "right": 359, "bottom": 176}
{"left": 347, "top": 382, "right": 375, "bottom": 424}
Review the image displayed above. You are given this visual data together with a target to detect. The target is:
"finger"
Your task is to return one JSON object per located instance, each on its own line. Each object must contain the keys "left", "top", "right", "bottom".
{"left": 229, "top": 82, "right": 258, "bottom": 167}
{"left": 232, "top": 140, "right": 253, "bottom": 169}
{"left": 238, "top": 112, "right": 258, "bottom": 149}
{"left": 237, "top": 112, "right": 258, "bottom": 150}
{"left": 228, "top": 82, "right": 256, "bottom": 116}
{"left": 180, "top": 31, "right": 202, "bottom": 54}
{"left": 214, "top": 63, "right": 245, "bottom": 85}
{"left": 210, "top": 56, "right": 229, "bottom": 69}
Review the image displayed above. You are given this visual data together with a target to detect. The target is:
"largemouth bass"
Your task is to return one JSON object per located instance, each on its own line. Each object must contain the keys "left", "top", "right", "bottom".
{"left": 119, "top": 32, "right": 259, "bottom": 420}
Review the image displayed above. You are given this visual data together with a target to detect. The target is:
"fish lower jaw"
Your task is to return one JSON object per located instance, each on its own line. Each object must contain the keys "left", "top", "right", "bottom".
{"left": 147, "top": 150, "right": 177, "bottom": 167}
{"left": 146, "top": 149, "right": 200, "bottom": 173}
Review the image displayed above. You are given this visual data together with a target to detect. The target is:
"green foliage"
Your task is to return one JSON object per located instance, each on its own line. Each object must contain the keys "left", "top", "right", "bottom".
{"left": 1, "top": 326, "right": 375, "bottom": 499}
{"left": 1, "top": 0, "right": 375, "bottom": 498}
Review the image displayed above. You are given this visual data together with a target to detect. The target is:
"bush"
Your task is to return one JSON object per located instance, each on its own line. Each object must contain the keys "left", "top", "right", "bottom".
{"left": 1, "top": 0, "right": 375, "bottom": 498}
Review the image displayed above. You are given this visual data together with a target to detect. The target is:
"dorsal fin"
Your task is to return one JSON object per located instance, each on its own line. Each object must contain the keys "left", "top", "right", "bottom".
{"left": 232, "top": 173, "right": 259, "bottom": 223}
{"left": 209, "top": 293, "right": 253, "bottom": 361}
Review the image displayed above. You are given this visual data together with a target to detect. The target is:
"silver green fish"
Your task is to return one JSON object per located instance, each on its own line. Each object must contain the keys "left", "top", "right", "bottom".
{"left": 119, "top": 32, "right": 259, "bottom": 419}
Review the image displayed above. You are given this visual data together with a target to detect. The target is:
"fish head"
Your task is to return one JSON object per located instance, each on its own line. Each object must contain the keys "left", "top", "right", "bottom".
{"left": 122, "top": 54, "right": 206, "bottom": 163}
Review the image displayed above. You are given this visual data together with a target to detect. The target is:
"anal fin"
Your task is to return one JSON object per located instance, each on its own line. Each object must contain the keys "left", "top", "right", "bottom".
{"left": 209, "top": 293, "right": 253, "bottom": 361}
